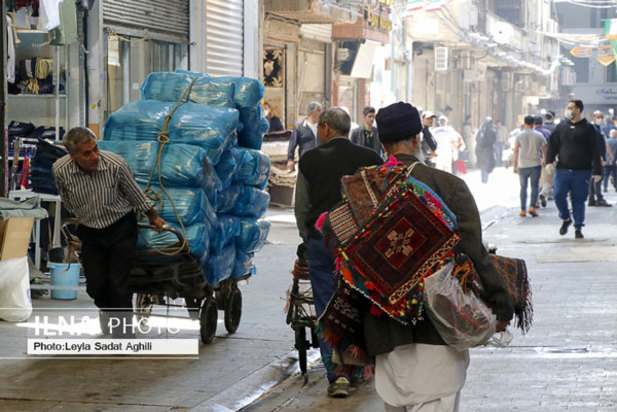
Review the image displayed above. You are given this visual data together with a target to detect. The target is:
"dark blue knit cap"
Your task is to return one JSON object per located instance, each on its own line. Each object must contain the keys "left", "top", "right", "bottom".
{"left": 376, "top": 102, "right": 423, "bottom": 143}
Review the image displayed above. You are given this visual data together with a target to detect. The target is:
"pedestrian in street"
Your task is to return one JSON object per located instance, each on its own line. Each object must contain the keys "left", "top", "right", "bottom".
{"left": 545, "top": 100, "right": 603, "bottom": 239}
{"left": 462, "top": 115, "right": 475, "bottom": 165}
{"left": 52, "top": 127, "right": 165, "bottom": 338}
{"left": 294, "top": 107, "right": 383, "bottom": 398}
{"left": 475, "top": 118, "right": 497, "bottom": 183}
{"left": 513, "top": 115, "right": 547, "bottom": 217}
{"left": 350, "top": 105, "right": 383, "bottom": 158}
{"left": 588, "top": 110, "right": 612, "bottom": 207}
{"left": 534, "top": 116, "right": 551, "bottom": 141}
{"left": 543, "top": 111, "right": 557, "bottom": 133}
{"left": 494, "top": 120, "right": 509, "bottom": 167}
{"left": 432, "top": 116, "right": 462, "bottom": 174}
{"left": 420, "top": 111, "right": 438, "bottom": 166}
{"left": 365, "top": 102, "right": 514, "bottom": 412}
{"left": 601, "top": 115, "right": 616, "bottom": 140}
{"left": 603, "top": 129, "right": 617, "bottom": 192}
{"left": 287, "top": 101, "right": 323, "bottom": 171}
{"left": 263, "top": 101, "right": 284, "bottom": 133}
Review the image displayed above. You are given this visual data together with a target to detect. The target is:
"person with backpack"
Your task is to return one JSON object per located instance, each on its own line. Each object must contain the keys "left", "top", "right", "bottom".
{"left": 475, "top": 118, "right": 497, "bottom": 183}
{"left": 359, "top": 102, "right": 514, "bottom": 411}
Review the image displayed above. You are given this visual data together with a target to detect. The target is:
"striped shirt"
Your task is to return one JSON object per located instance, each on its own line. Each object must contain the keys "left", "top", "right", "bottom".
{"left": 52, "top": 150, "right": 152, "bottom": 229}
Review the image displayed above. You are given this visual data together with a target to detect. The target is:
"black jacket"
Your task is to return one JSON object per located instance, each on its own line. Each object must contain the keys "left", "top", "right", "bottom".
{"left": 350, "top": 126, "right": 383, "bottom": 158}
{"left": 298, "top": 138, "right": 383, "bottom": 238}
{"left": 546, "top": 118, "right": 602, "bottom": 174}
{"left": 363, "top": 153, "right": 515, "bottom": 356}
{"left": 288, "top": 120, "right": 318, "bottom": 161}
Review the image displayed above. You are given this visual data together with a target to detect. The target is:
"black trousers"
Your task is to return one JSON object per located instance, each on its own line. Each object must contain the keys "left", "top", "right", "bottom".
{"left": 77, "top": 212, "right": 137, "bottom": 312}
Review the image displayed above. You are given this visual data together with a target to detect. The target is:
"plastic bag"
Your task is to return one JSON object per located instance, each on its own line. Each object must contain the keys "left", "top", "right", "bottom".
{"left": 233, "top": 250, "right": 255, "bottom": 279}
{"left": 0, "top": 256, "right": 32, "bottom": 322}
{"left": 423, "top": 262, "right": 496, "bottom": 351}
{"left": 233, "top": 147, "right": 271, "bottom": 189}
{"left": 215, "top": 149, "right": 239, "bottom": 190}
{"left": 138, "top": 185, "right": 213, "bottom": 227}
{"left": 203, "top": 244, "right": 235, "bottom": 286}
{"left": 189, "top": 76, "right": 235, "bottom": 107}
{"left": 141, "top": 72, "right": 193, "bottom": 102}
{"left": 234, "top": 186, "right": 270, "bottom": 217}
{"left": 98, "top": 140, "right": 221, "bottom": 205}
{"left": 136, "top": 222, "right": 210, "bottom": 258}
{"left": 103, "top": 100, "right": 239, "bottom": 164}
{"left": 210, "top": 215, "right": 242, "bottom": 254}
{"left": 236, "top": 219, "right": 270, "bottom": 253}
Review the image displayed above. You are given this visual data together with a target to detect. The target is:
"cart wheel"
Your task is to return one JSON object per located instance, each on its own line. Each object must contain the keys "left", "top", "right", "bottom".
{"left": 224, "top": 287, "right": 242, "bottom": 334}
{"left": 295, "top": 327, "right": 308, "bottom": 375}
{"left": 200, "top": 297, "right": 218, "bottom": 344}
{"left": 135, "top": 293, "right": 154, "bottom": 325}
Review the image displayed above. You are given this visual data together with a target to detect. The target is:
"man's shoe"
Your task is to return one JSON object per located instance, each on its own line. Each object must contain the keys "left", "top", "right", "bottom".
{"left": 559, "top": 218, "right": 572, "bottom": 235}
{"left": 519, "top": 210, "right": 526, "bottom": 217}
{"left": 575, "top": 229, "right": 584, "bottom": 239}
{"left": 539, "top": 194, "right": 547, "bottom": 208}
{"left": 327, "top": 377, "right": 351, "bottom": 398}
{"left": 528, "top": 207, "right": 539, "bottom": 217}
{"left": 588, "top": 200, "right": 597, "bottom": 207}
{"left": 596, "top": 199, "right": 612, "bottom": 207}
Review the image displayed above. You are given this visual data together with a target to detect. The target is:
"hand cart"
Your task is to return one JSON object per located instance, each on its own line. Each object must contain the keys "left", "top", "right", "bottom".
{"left": 285, "top": 258, "right": 319, "bottom": 374}
{"left": 61, "top": 220, "right": 244, "bottom": 343}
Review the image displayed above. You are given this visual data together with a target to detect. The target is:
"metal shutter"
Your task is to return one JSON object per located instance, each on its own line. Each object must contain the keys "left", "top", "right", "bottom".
{"left": 204, "top": 0, "right": 244, "bottom": 77}
{"left": 103, "top": 0, "right": 190, "bottom": 44}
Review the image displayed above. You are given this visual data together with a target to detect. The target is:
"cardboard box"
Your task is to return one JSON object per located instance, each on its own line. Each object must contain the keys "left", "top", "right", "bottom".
{"left": 0, "top": 218, "right": 34, "bottom": 261}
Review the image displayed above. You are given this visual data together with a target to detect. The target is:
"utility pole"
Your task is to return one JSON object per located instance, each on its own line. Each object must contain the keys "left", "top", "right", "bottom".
{"left": 0, "top": 0, "right": 8, "bottom": 197}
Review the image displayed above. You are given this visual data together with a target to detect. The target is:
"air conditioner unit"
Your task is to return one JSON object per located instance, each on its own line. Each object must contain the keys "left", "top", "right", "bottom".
{"left": 435, "top": 47, "right": 448, "bottom": 71}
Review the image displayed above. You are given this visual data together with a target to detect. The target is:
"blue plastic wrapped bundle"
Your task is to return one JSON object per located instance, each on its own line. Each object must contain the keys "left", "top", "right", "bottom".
{"left": 233, "top": 147, "right": 271, "bottom": 189}
{"left": 233, "top": 186, "right": 271, "bottom": 217}
{"left": 236, "top": 105, "right": 268, "bottom": 150}
{"left": 188, "top": 76, "right": 235, "bottom": 108}
{"left": 97, "top": 140, "right": 222, "bottom": 203}
{"left": 215, "top": 77, "right": 265, "bottom": 108}
{"left": 215, "top": 149, "right": 239, "bottom": 189}
{"left": 233, "top": 250, "right": 255, "bottom": 279}
{"left": 139, "top": 185, "right": 210, "bottom": 227}
{"left": 210, "top": 215, "right": 241, "bottom": 254}
{"left": 216, "top": 184, "right": 242, "bottom": 214}
{"left": 103, "top": 100, "right": 239, "bottom": 164}
{"left": 136, "top": 222, "right": 210, "bottom": 258}
{"left": 141, "top": 72, "right": 192, "bottom": 102}
{"left": 174, "top": 68, "right": 209, "bottom": 78}
{"left": 204, "top": 244, "right": 235, "bottom": 286}
{"left": 236, "top": 219, "right": 271, "bottom": 253}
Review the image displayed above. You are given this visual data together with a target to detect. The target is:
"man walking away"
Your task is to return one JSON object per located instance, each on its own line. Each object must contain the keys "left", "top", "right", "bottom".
{"left": 351, "top": 106, "right": 383, "bottom": 158}
{"left": 604, "top": 129, "right": 617, "bottom": 192}
{"left": 53, "top": 127, "right": 165, "bottom": 338}
{"left": 545, "top": 100, "right": 602, "bottom": 239}
{"left": 287, "top": 101, "right": 323, "bottom": 170}
{"left": 420, "top": 111, "right": 438, "bottom": 166}
{"left": 589, "top": 110, "right": 612, "bottom": 207}
{"left": 475, "top": 118, "right": 497, "bottom": 183}
{"left": 534, "top": 116, "right": 551, "bottom": 141}
{"left": 294, "top": 107, "right": 383, "bottom": 398}
{"left": 494, "top": 120, "right": 509, "bottom": 166}
{"left": 513, "top": 116, "right": 546, "bottom": 217}
{"left": 543, "top": 111, "right": 557, "bottom": 133}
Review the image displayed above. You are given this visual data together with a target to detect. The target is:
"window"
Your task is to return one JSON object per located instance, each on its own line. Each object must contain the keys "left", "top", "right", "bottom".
{"left": 105, "top": 34, "right": 188, "bottom": 118}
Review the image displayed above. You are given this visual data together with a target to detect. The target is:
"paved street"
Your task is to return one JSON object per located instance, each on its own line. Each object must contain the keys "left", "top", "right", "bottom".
{"left": 2, "top": 167, "right": 617, "bottom": 411}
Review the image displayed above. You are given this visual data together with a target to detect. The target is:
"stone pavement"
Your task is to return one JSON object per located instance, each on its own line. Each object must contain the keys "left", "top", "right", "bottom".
{"left": 1, "top": 168, "right": 617, "bottom": 411}
{"left": 242, "top": 169, "right": 617, "bottom": 411}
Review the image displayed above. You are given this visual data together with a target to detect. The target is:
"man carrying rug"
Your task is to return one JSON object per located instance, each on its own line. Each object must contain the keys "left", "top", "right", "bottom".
{"left": 294, "top": 107, "right": 383, "bottom": 397}
{"left": 364, "top": 102, "right": 514, "bottom": 411}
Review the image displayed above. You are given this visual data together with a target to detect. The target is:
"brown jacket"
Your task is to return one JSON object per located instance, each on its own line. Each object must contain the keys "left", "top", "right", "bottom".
{"left": 363, "top": 153, "right": 515, "bottom": 356}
